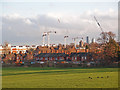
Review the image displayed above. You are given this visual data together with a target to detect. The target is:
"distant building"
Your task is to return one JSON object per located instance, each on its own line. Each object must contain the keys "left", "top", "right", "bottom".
{"left": 11, "top": 45, "right": 38, "bottom": 54}
{"left": 1, "top": 44, "right": 38, "bottom": 54}
{"left": 92, "top": 38, "right": 95, "bottom": 43}
{"left": 11, "top": 46, "right": 27, "bottom": 54}
{"left": 79, "top": 40, "right": 84, "bottom": 47}
{"left": 0, "top": 45, "right": 3, "bottom": 54}
{"left": 2, "top": 43, "right": 11, "bottom": 54}
{"left": 86, "top": 36, "right": 89, "bottom": 44}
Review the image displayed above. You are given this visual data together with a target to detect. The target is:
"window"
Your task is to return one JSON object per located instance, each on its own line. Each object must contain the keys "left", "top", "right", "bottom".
{"left": 82, "top": 57, "right": 84, "bottom": 60}
{"left": 45, "top": 57, "right": 48, "bottom": 60}
{"left": 50, "top": 57, "right": 52, "bottom": 60}
{"left": 75, "top": 57, "right": 77, "bottom": 60}
{"left": 72, "top": 57, "right": 74, "bottom": 60}
{"left": 60, "top": 57, "right": 63, "bottom": 60}
{"left": 37, "top": 57, "right": 39, "bottom": 60}
{"left": 67, "top": 57, "right": 69, "bottom": 59}
{"left": 40, "top": 57, "right": 43, "bottom": 60}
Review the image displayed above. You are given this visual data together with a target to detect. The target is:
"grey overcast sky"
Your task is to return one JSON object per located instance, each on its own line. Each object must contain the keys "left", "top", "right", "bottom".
{"left": 0, "top": 1, "right": 118, "bottom": 45}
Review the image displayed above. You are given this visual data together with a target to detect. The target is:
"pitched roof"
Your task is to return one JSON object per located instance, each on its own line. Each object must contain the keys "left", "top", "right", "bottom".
{"left": 36, "top": 53, "right": 67, "bottom": 57}
{"left": 70, "top": 52, "right": 88, "bottom": 57}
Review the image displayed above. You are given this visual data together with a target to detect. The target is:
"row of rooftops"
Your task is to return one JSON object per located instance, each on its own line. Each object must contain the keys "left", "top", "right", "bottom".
{"left": 36, "top": 52, "right": 88, "bottom": 57}
{"left": 2, "top": 41, "right": 120, "bottom": 50}
{"left": 0, "top": 44, "right": 38, "bottom": 48}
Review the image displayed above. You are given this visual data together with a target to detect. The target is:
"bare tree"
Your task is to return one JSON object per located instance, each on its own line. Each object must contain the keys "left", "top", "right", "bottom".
{"left": 97, "top": 31, "right": 116, "bottom": 44}
{"left": 2, "top": 42, "right": 11, "bottom": 54}
{"left": 107, "top": 31, "right": 116, "bottom": 41}
{"left": 97, "top": 32, "right": 108, "bottom": 44}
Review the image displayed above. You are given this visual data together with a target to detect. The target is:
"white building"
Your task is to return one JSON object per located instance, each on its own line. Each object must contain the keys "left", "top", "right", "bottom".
{"left": 0, "top": 45, "right": 3, "bottom": 54}
{"left": 1, "top": 44, "right": 38, "bottom": 54}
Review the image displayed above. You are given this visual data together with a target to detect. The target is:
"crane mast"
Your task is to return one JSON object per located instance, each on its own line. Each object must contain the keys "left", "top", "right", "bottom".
{"left": 42, "top": 32, "right": 47, "bottom": 46}
{"left": 64, "top": 36, "right": 68, "bottom": 48}
{"left": 72, "top": 37, "right": 78, "bottom": 48}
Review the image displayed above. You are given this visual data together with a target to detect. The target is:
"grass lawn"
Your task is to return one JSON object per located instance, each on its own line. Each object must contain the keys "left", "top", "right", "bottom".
{"left": 2, "top": 67, "right": 118, "bottom": 88}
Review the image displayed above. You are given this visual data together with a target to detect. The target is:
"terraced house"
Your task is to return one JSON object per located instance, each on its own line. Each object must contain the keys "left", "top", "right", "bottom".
{"left": 35, "top": 52, "right": 89, "bottom": 63}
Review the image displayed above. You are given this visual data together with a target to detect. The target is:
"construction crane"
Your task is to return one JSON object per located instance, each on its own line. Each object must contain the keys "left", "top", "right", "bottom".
{"left": 58, "top": 18, "right": 69, "bottom": 48}
{"left": 46, "top": 31, "right": 56, "bottom": 46}
{"left": 94, "top": 16, "right": 106, "bottom": 43}
{"left": 64, "top": 36, "right": 68, "bottom": 48}
{"left": 42, "top": 32, "right": 47, "bottom": 46}
{"left": 72, "top": 37, "right": 83, "bottom": 48}
{"left": 94, "top": 16, "right": 104, "bottom": 32}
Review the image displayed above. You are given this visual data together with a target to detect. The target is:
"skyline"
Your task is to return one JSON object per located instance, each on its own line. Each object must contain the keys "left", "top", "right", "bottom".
{"left": 0, "top": 2, "right": 118, "bottom": 45}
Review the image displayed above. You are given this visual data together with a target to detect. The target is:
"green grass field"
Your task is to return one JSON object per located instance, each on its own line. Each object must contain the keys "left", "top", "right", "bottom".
{"left": 2, "top": 67, "right": 118, "bottom": 88}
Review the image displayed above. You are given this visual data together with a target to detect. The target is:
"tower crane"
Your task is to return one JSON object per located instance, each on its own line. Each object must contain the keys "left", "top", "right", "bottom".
{"left": 57, "top": 18, "right": 69, "bottom": 48}
{"left": 64, "top": 36, "right": 69, "bottom": 48}
{"left": 46, "top": 31, "right": 56, "bottom": 46}
{"left": 94, "top": 16, "right": 106, "bottom": 43}
{"left": 94, "top": 16, "right": 104, "bottom": 32}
